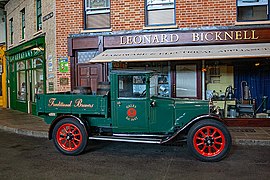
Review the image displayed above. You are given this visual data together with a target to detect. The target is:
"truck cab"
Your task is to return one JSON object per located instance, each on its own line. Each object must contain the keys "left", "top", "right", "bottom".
{"left": 37, "top": 70, "right": 232, "bottom": 162}
{"left": 110, "top": 70, "right": 209, "bottom": 134}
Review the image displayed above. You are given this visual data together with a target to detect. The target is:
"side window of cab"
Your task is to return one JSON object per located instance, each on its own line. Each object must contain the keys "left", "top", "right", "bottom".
{"left": 118, "top": 75, "right": 147, "bottom": 98}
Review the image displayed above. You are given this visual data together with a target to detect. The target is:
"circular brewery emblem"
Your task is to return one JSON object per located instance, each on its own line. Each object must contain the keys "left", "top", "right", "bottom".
{"left": 127, "top": 107, "right": 137, "bottom": 118}
{"left": 126, "top": 105, "right": 138, "bottom": 121}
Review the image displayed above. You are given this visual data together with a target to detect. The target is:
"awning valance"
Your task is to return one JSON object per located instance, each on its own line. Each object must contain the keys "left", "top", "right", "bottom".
{"left": 90, "top": 43, "right": 270, "bottom": 63}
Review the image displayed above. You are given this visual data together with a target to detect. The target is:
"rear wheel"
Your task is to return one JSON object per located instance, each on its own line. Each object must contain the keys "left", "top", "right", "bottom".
{"left": 187, "top": 119, "right": 231, "bottom": 162}
{"left": 52, "top": 118, "right": 88, "bottom": 155}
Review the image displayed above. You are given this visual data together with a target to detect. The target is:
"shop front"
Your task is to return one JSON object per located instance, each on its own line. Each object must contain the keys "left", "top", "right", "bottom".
{"left": 69, "top": 27, "right": 270, "bottom": 126}
{"left": 6, "top": 36, "right": 45, "bottom": 114}
{"left": 0, "top": 44, "right": 7, "bottom": 108}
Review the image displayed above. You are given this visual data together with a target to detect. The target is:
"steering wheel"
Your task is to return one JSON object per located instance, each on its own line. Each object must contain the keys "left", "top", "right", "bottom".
{"left": 140, "top": 90, "right": 146, "bottom": 97}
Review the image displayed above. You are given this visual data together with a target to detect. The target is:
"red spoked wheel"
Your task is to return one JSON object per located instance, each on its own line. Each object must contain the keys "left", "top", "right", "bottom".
{"left": 193, "top": 126, "right": 225, "bottom": 157}
{"left": 187, "top": 119, "right": 231, "bottom": 162}
{"left": 52, "top": 119, "right": 88, "bottom": 155}
{"left": 56, "top": 123, "right": 83, "bottom": 151}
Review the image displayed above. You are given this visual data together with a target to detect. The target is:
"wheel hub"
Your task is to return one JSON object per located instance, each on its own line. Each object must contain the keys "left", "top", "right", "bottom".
{"left": 204, "top": 136, "right": 214, "bottom": 146}
{"left": 66, "top": 133, "right": 74, "bottom": 140}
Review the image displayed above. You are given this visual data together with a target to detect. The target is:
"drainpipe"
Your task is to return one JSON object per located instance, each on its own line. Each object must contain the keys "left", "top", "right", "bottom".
{"left": 202, "top": 60, "right": 205, "bottom": 100}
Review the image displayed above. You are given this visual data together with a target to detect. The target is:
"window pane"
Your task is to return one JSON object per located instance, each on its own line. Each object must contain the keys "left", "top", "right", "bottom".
{"left": 17, "top": 71, "right": 26, "bottom": 101}
{"left": 118, "top": 75, "right": 147, "bottom": 98}
{"left": 148, "top": 9, "right": 175, "bottom": 25}
{"left": 176, "top": 65, "right": 197, "bottom": 97}
{"left": 77, "top": 51, "right": 98, "bottom": 63}
{"left": 89, "top": 0, "right": 110, "bottom": 8}
{"left": 36, "top": 0, "right": 42, "bottom": 30}
{"left": 33, "top": 69, "right": 43, "bottom": 96}
{"left": 17, "top": 61, "right": 25, "bottom": 70}
{"left": 86, "top": 13, "right": 110, "bottom": 29}
{"left": 147, "top": 0, "right": 174, "bottom": 4}
{"left": 238, "top": 6, "right": 268, "bottom": 21}
{"left": 33, "top": 58, "right": 43, "bottom": 68}
{"left": 146, "top": 0, "right": 175, "bottom": 26}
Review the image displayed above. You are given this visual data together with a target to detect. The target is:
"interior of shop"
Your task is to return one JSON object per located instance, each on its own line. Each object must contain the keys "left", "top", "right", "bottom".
{"left": 205, "top": 58, "right": 270, "bottom": 119}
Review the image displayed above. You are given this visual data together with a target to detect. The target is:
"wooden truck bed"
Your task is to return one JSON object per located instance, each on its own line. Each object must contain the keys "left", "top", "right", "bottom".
{"left": 36, "top": 93, "right": 109, "bottom": 116}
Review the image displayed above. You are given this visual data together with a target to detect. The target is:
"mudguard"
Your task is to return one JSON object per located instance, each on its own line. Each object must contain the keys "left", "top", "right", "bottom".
{"left": 48, "top": 114, "right": 89, "bottom": 140}
{"left": 161, "top": 114, "right": 224, "bottom": 144}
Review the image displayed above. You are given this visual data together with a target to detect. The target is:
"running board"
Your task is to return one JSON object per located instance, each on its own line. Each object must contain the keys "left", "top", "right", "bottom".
{"left": 89, "top": 136, "right": 162, "bottom": 144}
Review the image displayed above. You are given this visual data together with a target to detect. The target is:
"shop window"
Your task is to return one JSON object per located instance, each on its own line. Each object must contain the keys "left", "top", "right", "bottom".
{"left": 17, "top": 71, "right": 26, "bottom": 101}
{"left": 77, "top": 50, "right": 98, "bottom": 63}
{"left": 36, "top": 0, "right": 42, "bottom": 31}
{"left": 17, "top": 61, "right": 25, "bottom": 71}
{"left": 21, "top": 8, "right": 25, "bottom": 39}
{"left": 145, "top": 0, "right": 175, "bottom": 26}
{"left": 33, "top": 58, "right": 43, "bottom": 68}
{"left": 118, "top": 75, "right": 147, "bottom": 98}
{"left": 9, "top": 18, "right": 13, "bottom": 44}
{"left": 237, "top": 0, "right": 270, "bottom": 21}
{"left": 84, "top": 0, "right": 110, "bottom": 29}
{"left": 176, "top": 65, "right": 197, "bottom": 98}
{"left": 32, "top": 58, "right": 43, "bottom": 102}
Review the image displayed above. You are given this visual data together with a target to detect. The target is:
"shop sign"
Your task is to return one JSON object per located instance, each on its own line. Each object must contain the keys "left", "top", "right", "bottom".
{"left": 60, "top": 77, "right": 69, "bottom": 85}
{"left": 104, "top": 28, "right": 270, "bottom": 48}
{"left": 8, "top": 49, "right": 43, "bottom": 62}
{"left": 43, "top": 12, "right": 53, "bottom": 22}
{"left": 58, "top": 57, "right": 69, "bottom": 73}
{"left": 48, "top": 55, "right": 53, "bottom": 72}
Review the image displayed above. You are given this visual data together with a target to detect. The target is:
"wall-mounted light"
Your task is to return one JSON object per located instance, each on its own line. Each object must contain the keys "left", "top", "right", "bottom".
{"left": 255, "top": 63, "right": 260, "bottom": 67}
{"left": 31, "top": 46, "right": 44, "bottom": 51}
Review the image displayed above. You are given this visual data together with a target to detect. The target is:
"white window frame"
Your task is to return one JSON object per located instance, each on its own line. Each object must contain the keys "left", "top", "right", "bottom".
{"left": 145, "top": 0, "right": 176, "bottom": 26}
{"left": 147, "top": 0, "right": 174, "bottom": 10}
{"left": 237, "top": 0, "right": 270, "bottom": 21}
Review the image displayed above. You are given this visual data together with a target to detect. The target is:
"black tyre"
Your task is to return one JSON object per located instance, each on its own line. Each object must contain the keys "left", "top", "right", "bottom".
{"left": 187, "top": 119, "right": 232, "bottom": 162}
{"left": 52, "top": 118, "right": 88, "bottom": 155}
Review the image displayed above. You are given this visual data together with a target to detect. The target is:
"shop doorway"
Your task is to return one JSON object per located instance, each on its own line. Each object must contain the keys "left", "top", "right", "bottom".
{"left": 76, "top": 64, "right": 102, "bottom": 94}
{"left": 174, "top": 64, "right": 201, "bottom": 99}
{"left": 26, "top": 70, "right": 32, "bottom": 113}
{"left": 10, "top": 57, "right": 44, "bottom": 114}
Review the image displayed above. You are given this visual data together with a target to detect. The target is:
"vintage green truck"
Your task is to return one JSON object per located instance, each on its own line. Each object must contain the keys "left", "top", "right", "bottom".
{"left": 36, "top": 70, "right": 231, "bottom": 162}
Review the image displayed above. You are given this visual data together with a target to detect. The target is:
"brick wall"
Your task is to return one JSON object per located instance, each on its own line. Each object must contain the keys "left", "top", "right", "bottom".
{"left": 176, "top": 0, "right": 236, "bottom": 28}
{"left": 55, "top": 0, "right": 83, "bottom": 92}
{"left": 111, "top": 0, "right": 144, "bottom": 31}
{"left": 110, "top": 0, "right": 236, "bottom": 30}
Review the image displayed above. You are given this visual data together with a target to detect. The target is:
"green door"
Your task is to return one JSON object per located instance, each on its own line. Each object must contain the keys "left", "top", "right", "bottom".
{"left": 112, "top": 74, "right": 150, "bottom": 133}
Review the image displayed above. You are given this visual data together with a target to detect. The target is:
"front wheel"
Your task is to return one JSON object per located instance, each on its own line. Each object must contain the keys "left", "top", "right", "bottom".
{"left": 52, "top": 118, "right": 88, "bottom": 155}
{"left": 187, "top": 119, "right": 231, "bottom": 162}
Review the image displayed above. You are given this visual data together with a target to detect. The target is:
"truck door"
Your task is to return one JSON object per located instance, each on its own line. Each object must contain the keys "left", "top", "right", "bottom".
{"left": 112, "top": 74, "right": 150, "bottom": 133}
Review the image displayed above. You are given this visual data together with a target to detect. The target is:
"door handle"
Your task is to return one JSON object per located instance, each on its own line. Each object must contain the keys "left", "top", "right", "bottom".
{"left": 117, "top": 101, "right": 122, "bottom": 105}
{"left": 150, "top": 101, "right": 156, "bottom": 107}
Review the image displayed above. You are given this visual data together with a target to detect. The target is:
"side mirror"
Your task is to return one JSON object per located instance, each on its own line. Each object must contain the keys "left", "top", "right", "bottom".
{"left": 150, "top": 101, "right": 156, "bottom": 107}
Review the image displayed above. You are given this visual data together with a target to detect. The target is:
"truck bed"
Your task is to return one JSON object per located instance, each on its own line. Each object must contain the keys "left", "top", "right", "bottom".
{"left": 36, "top": 93, "right": 109, "bottom": 116}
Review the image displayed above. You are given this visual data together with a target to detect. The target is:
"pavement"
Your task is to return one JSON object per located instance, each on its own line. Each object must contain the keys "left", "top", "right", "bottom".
{"left": 0, "top": 108, "right": 270, "bottom": 146}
